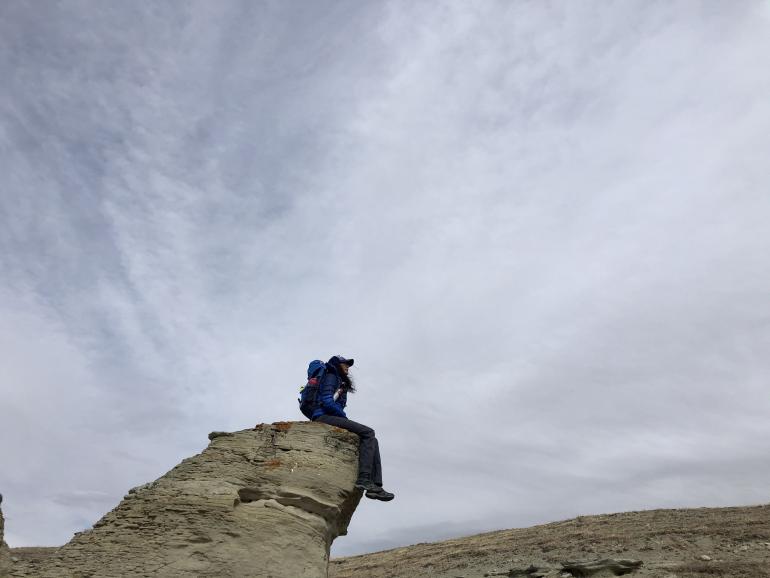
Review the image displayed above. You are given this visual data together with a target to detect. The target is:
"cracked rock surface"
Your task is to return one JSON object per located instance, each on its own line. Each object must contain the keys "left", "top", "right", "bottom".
{"left": 8, "top": 422, "right": 362, "bottom": 577}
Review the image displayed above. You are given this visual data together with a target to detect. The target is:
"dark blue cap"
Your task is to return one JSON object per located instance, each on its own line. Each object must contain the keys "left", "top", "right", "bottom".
{"left": 329, "top": 355, "right": 354, "bottom": 367}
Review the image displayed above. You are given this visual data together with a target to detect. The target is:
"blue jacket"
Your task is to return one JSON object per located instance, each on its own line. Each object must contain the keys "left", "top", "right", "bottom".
{"left": 311, "top": 364, "right": 348, "bottom": 420}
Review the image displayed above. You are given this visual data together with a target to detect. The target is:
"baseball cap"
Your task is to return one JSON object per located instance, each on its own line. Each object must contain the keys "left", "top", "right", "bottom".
{"left": 330, "top": 355, "right": 354, "bottom": 367}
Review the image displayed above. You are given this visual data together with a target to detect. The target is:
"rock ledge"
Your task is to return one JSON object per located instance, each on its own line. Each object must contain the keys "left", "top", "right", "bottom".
{"left": 8, "top": 422, "right": 362, "bottom": 578}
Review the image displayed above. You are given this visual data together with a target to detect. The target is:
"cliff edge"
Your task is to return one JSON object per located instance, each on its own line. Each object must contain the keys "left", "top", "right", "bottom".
{"left": 7, "top": 422, "right": 362, "bottom": 578}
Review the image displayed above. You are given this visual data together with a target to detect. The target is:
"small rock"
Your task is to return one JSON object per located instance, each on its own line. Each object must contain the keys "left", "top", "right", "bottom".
{"left": 10, "top": 556, "right": 19, "bottom": 562}
{"left": 699, "top": 555, "right": 712, "bottom": 561}
{"left": 738, "top": 545, "right": 749, "bottom": 551}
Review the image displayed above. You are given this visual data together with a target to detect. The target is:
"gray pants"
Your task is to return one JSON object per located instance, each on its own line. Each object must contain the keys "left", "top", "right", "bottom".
{"left": 313, "top": 415, "right": 383, "bottom": 486}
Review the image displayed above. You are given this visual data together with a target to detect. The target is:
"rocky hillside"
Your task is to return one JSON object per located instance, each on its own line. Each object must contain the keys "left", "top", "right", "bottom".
{"left": 6, "top": 422, "right": 362, "bottom": 578}
{"left": 330, "top": 504, "right": 770, "bottom": 578}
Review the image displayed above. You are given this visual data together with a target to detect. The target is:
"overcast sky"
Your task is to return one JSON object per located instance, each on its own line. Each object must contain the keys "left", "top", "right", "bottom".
{"left": 1, "top": 0, "right": 769, "bottom": 558}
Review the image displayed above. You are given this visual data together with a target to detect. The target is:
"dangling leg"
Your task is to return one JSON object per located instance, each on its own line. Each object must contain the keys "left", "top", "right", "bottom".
{"left": 314, "top": 415, "right": 376, "bottom": 484}
{"left": 364, "top": 435, "right": 393, "bottom": 501}
{"left": 314, "top": 415, "right": 394, "bottom": 502}
{"left": 371, "top": 437, "right": 382, "bottom": 487}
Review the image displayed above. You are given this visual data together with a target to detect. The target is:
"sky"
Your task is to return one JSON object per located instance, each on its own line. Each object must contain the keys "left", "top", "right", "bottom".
{"left": 1, "top": 0, "right": 769, "bottom": 558}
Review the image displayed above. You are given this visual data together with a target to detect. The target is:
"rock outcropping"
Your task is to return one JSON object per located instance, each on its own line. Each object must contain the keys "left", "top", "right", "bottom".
{"left": 1, "top": 494, "right": 11, "bottom": 576}
{"left": 9, "top": 422, "right": 362, "bottom": 577}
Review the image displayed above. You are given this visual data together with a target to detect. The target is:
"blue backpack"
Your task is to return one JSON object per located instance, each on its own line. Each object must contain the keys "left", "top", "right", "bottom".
{"left": 298, "top": 360, "right": 327, "bottom": 419}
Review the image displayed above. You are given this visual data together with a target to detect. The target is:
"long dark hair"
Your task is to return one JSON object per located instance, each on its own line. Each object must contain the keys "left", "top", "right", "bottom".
{"left": 329, "top": 357, "right": 356, "bottom": 393}
{"left": 340, "top": 370, "right": 356, "bottom": 393}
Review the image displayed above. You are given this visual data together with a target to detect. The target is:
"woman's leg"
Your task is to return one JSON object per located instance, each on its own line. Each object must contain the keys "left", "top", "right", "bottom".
{"left": 314, "top": 415, "right": 393, "bottom": 501}
{"left": 371, "top": 437, "right": 383, "bottom": 487}
{"left": 313, "top": 415, "right": 376, "bottom": 482}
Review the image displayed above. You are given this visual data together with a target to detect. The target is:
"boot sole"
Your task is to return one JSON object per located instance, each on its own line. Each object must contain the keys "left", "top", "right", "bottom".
{"left": 365, "top": 491, "right": 395, "bottom": 502}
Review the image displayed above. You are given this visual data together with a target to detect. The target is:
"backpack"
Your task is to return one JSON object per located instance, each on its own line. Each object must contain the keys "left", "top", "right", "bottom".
{"left": 298, "top": 360, "right": 327, "bottom": 419}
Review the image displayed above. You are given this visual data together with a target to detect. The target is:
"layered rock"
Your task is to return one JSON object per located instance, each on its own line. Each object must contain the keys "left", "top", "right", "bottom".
{"left": 11, "top": 422, "right": 361, "bottom": 578}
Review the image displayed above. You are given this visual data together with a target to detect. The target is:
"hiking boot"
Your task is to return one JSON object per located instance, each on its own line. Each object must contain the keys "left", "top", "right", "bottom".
{"left": 365, "top": 487, "right": 395, "bottom": 502}
{"left": 354, "top": 479, "right": 378, "bottom": 492}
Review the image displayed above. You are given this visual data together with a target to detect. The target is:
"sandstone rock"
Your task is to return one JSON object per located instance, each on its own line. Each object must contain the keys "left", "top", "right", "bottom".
{"left": 12, "top": 422, "right": 362, "bottom": 577}
{"left": 1, "top": 494, "right": 11, "bottom": 576}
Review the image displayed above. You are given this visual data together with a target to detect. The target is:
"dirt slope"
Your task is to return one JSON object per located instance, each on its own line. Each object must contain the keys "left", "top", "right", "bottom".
{"left": 330, "top": 504, "right": 770, "bottom": 578}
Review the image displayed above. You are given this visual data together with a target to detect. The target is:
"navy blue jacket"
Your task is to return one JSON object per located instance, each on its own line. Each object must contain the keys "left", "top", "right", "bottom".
{"left": 311, "top": 365, "right": 348, "bottom": 420}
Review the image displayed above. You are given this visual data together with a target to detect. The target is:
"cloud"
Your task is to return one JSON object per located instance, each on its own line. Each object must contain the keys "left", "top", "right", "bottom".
{"left": 1, "top": 0, "right": 769, "bottom": 556}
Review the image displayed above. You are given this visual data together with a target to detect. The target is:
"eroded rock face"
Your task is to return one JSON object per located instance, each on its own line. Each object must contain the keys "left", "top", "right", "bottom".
{"left": 13, "top": 422, "right": 361, "bottom": 578}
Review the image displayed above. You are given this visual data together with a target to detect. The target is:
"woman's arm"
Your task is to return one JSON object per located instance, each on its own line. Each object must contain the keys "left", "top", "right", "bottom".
{"left": 319, "top": 372, "right": 347, "bottom": 418}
